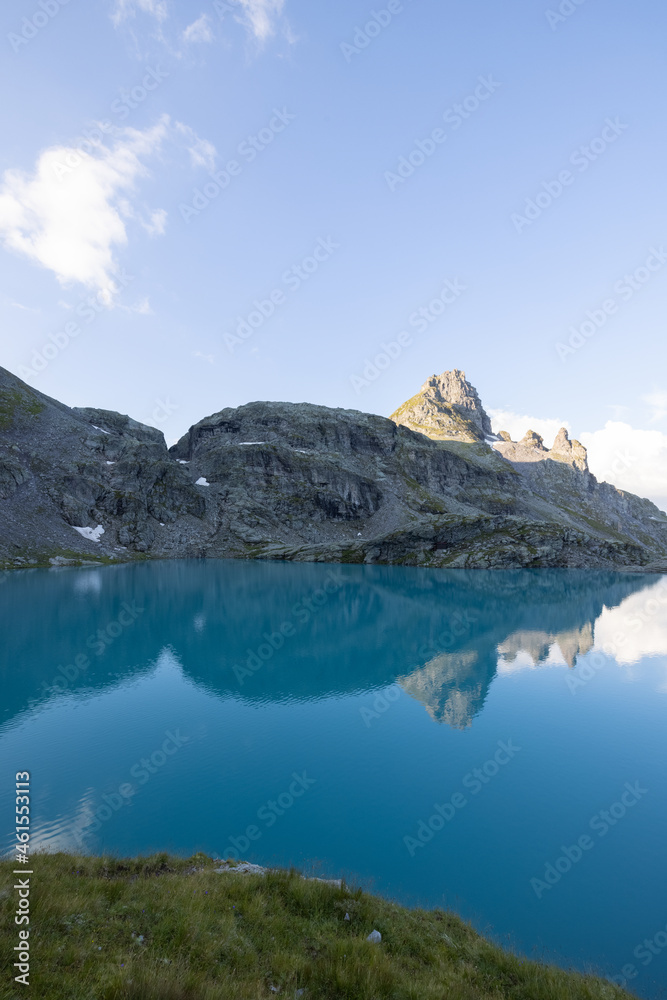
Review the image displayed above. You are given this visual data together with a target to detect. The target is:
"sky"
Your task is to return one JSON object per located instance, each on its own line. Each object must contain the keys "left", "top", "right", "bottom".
{"left": 0, "top": 0, "right": 666, "bottom": 508}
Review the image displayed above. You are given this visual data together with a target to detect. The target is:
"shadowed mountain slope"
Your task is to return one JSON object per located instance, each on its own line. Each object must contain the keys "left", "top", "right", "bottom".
{"left": 1, "top": 365, "right": 666, "bottom": 571}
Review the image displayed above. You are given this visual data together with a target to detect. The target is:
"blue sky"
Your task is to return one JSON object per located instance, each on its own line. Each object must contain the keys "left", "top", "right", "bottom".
{"left": 1, "top": 0, "right": 666, "bottom": 506}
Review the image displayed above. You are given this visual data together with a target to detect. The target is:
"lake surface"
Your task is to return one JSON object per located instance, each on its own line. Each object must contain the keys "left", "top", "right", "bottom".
{"left": 2, "top": 560, "right": 667, "bottom": 997}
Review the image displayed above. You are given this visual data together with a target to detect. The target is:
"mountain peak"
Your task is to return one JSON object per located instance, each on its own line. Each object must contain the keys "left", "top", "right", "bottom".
{"left": 390, "top": 369, "right": 493, "bottom": 443}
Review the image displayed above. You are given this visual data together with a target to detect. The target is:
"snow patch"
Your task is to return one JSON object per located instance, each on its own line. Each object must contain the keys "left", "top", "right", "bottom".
{"left": 238, "top": 441, "right": 267, "bottom": 446}
{"left": 195, "top": 477, "right": 210, "bottom": 486}
{"left": 177, "top": 460, "right": 189, "bottom": 465}
{"left": 92, "top": 425, "right": 110, "bottom": 435}
{"left": 105, "top": 461, "right": 116, "bottom": 465}
{"left": 72, "top": 525, "right": 105, "bottom": 542}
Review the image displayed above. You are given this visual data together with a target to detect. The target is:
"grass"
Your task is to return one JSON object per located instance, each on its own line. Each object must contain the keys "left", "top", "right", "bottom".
{"left": 0, "top": 852, "right": 635, "bottom": 1000}
{"left": 0, "top": 385, "right": 45, "bottom": 430}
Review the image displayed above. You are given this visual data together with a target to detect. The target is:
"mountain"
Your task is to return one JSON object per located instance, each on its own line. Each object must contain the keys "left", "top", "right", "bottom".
{"left": 1, "top": 364, "right": 666, "bottom": 571}
{"left": 390, "top": 369, "right": 495, "bottom": 442}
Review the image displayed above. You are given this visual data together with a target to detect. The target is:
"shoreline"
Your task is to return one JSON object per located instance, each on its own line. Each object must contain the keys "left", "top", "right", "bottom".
{"left": 0, "top": 850, "right": 637, "bottom": 999}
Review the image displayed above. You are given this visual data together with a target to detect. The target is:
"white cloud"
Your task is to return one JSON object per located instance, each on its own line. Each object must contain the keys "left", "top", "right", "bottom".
{"left": 0, "top": 118, "right": 215, "bottom": 302}
{"left": 183, "top": 13, "right": 213, "bottom": 43}
{"left": 1, "top": 295, "right": 39, "bottom": 313}
{"left": 580, "top": 421, "right": 667, "bottom": 511}
{"left": 488, "top": 409, "right": 570, "bottom": 447}
{"left": 112, "top": 0, "right": 169, "bottom": 26}
{"left": 0, "top": 119, "right": 169, "bottom": 302}
{"left": 143, "top": 208, "right": 167, "bottom": 237}
{"left": 644, "top": 391, "right": 667, "bottom": 424}
{"left": 188, "top": 137, "right": 217, "bottom": 172}
{"left": 489, "top": 409, "right": 667, "bottom": 511}
{"left": 234, "top": 0, "right": 285, "bottom": 41}
{"left": 119, "top": 296, "right": 154, "bottom": 316}
{"left": 173, "top": 122, "right": 217, "bottom": 172}
{"left": 593, "top": 579, "right": 667, "bottom": 676}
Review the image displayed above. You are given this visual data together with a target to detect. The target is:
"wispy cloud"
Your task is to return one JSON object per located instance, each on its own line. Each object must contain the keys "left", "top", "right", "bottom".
{"left": 120, "top": 296, "right": 154, "bottom": 315}
{"left": 142, "top": 208, "right": 167, "bottom": 237}
{"left": 111, "top": 0, "right": 169, "bottom": 26}
{"left": 175, "top": 124, "right": 217, "bottom": 171}
{"left": 183, "top": 13, "right": 213, "bottom": 43}
{"left": 0, "top": 117, "right": 215, "bottom": 301}
{"left": 234, "top": 0, "right": 285, "bottom": 42}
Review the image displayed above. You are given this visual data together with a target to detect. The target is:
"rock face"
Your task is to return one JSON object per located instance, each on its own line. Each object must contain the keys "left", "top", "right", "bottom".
{"left": 390, "top": 370, "right": 495, "bottom": 443}
{"left": 1, "top": 364, "right": 667, "bottom": 571}
{"left": 495, "top": 426, "right": 589, "bottom": 473}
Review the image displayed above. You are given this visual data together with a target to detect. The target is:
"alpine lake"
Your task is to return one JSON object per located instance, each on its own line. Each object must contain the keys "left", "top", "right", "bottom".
{"left": 2, "top": 560, "right": 667, "bottom": 998}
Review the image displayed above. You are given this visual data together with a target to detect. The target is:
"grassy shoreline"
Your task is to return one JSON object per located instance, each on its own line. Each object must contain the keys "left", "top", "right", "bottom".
{"left": 0, "top": 852, "right": 635, "bottom": 999}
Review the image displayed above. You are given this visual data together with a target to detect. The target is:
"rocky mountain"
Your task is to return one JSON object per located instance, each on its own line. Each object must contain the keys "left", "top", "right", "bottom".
{"left": 390, "top": 369, "right": 495, "bottom": 442}
{"left": 1, "top": 364, "right": 666, "bottom": 571}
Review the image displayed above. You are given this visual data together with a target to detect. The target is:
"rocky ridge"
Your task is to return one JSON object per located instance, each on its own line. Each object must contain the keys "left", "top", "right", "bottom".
{"left": 1, "top": 364, "right": 666, "bottom": 571}
{"left": 390, "top": 369, "right": 495, "bottom": 443}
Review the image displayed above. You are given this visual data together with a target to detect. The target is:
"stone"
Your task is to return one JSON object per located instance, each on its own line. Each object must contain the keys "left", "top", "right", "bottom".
{"left": 390, "top": 369, "right": 494, "bottom": 442}
{"left": 550, "top": 427, "right": 588, "bottom": 472}
{"left": 367, "top": 929, "right": 382, "bottom": 943}
{"left": 519, "top": 430, "right": 546, "bottom": 450}
{"left": 1, "top": 363, "right": 666, "bottom": 572}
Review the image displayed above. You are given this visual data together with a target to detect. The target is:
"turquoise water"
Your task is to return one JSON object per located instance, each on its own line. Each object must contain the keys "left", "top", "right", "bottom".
{"left": 2, "top": 561, "right": 667, "bottom": 996}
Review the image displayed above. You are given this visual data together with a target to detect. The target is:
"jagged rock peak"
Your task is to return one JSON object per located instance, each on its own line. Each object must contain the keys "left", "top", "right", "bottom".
{"left": 520, "top": 430, "right": 546, "bottom": 450}
{"left": 493, "top": 425, "right": 589, "bottom": 473}
{"left": 550, "top": 427, "right": 588, "bottom": 472}
{"left": 390, "top": 369, "right": 494, "bottom": 443}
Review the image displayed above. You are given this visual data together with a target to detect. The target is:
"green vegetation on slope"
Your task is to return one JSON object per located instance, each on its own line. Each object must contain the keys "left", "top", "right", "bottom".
{"left": 0, "top": 852, "right": 634, "bottom": 1000}
{"left": 0, "top": 385, "right": 45, "bottom": 430}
